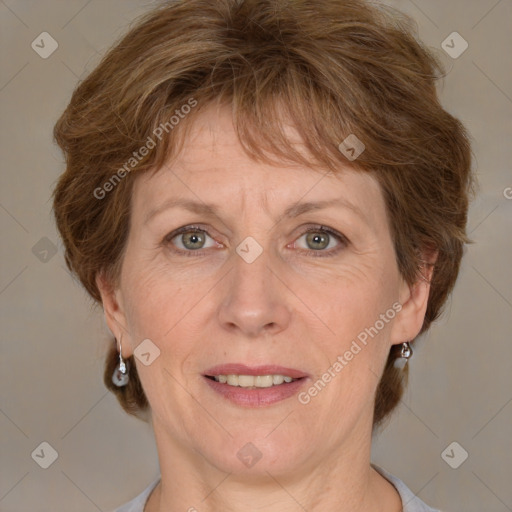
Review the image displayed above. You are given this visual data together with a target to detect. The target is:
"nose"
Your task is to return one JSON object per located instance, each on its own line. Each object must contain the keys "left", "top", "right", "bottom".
{"left": 217, "top": 247, "right": 291, "bottom": 338}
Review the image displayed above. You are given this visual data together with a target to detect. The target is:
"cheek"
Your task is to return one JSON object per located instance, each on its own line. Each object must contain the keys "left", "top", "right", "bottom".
{"left": 120, "top": 259, "right": 188, "bottom": 345}
{"left": 305, "top": 261, "right": 400, "bottom": 402}
{"left": 300, "top": 284, "right": 397, "bottom": 427}
{"left": 120, "top": 267, "right": 195, "bottom": 402}
{"left": 315, "top": 263, "right": 399, "bottom": 343}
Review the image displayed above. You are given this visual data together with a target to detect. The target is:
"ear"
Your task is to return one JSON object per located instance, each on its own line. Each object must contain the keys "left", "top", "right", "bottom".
{"left": 390, "top": 251, "right": 438, "bottom": 345}
{"left": 96, "top": 271, "right": 133, "bottom": 357}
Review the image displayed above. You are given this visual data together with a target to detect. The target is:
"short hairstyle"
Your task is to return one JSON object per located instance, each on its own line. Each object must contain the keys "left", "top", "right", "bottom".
{"left": 52, "top": 0, "right": 473, "bottom": 428}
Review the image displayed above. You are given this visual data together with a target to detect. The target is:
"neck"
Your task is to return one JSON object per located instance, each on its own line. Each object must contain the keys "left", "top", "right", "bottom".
{"left": 144, "top": 416, "right": 401, "bottom": 512}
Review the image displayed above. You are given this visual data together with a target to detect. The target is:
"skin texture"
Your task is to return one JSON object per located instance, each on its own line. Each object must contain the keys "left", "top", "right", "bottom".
{"left": 98, "top": 104, "right": 431, "bottom": 512}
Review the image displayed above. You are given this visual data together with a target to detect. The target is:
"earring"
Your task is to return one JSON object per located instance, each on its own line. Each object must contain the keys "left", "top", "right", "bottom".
{"left": 393, "top": 341, "right": 413, "bottom": 369}
{"left": 112, "top": 335, "right": 130, "bottom": 387}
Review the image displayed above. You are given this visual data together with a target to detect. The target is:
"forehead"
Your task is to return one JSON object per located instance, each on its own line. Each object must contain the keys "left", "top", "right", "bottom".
{"left": 132, "top": 104, "right": 386, "bottom": 225}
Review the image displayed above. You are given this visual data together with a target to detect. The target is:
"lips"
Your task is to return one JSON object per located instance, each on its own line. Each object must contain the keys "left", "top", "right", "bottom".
{"left": 202, "top": 363, "right": 310, "bottom": 407}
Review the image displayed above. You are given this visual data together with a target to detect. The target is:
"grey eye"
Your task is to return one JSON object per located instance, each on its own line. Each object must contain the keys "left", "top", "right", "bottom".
{"left": 305, "top": 232, "right": 330, "bottom": 250}
{"left": 296, "top": 230, "right": 340, "bottom": 251}
{"left": 171, "top": 230, "right": 215, "bottom": 251}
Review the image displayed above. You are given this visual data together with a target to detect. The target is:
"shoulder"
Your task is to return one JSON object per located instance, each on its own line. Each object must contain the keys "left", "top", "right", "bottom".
{"left": 371, "top": 463, "right": 442, "bottom": 512}
{"left": 110, "top": 478, "right": 160, "bottom": 512}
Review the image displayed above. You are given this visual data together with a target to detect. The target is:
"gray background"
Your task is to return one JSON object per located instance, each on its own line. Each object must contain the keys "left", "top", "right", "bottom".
{"left": 1, "top": 0, "right": 511, "bottom": 511}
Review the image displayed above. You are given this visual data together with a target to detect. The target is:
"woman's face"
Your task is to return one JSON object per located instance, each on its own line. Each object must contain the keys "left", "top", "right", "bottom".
{"left": 100, "top": 105, "right": 428, "bottom": 478}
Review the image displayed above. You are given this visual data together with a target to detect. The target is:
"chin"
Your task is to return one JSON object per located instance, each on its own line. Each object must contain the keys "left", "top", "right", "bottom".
{"left": 203, "top": 431, "right": 312, "bottom": 479}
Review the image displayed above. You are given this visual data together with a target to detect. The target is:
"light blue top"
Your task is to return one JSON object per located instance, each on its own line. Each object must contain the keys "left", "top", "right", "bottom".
{"left": 112, "top": 463, "right": 441, "bottom": 511}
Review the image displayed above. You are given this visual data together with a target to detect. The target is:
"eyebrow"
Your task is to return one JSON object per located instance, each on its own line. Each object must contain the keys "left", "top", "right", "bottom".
{"left": 144, "top": 197, "right": 366, "bottom": 225}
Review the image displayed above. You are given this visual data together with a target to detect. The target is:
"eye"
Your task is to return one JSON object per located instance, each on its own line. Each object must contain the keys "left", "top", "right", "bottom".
{"left": 165, "top": 225, "right": 219, "bottom": 255}
{"left": 293, "top": 226, "right": 348, "bottom": 256}
{"left": 163, "top": 224, "right": 348, "bottom": 258}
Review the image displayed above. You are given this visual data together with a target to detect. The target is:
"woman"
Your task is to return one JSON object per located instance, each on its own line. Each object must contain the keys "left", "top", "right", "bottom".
{"left": 52, "top": 0, "right": 473, "bottom": 510}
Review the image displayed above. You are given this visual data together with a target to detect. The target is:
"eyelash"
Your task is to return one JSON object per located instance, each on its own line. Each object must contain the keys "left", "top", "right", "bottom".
{"left": 163, "top": 224, "right": 349, "bottom": 258}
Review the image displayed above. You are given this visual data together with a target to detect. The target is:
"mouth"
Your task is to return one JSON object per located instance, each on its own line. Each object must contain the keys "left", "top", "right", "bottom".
{"left": 205, "top": 374, "right": 301, "bottom": 388}
{"left": 202, "top": 364, "right": 309, "bottom": 407}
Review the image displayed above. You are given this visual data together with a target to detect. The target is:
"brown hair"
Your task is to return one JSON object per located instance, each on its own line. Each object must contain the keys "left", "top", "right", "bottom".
{"left": 52, "top": 0, "right": 473, "bottom": 428}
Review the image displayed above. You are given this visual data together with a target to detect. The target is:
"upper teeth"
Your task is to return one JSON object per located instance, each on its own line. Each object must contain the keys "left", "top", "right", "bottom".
{"left": 213, "top": 374, "right": 296, "bottom": 387}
